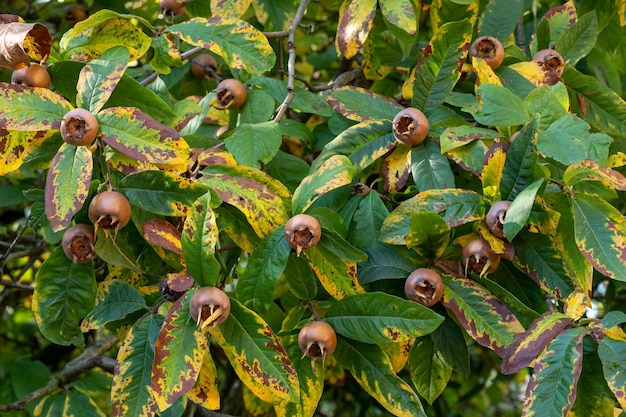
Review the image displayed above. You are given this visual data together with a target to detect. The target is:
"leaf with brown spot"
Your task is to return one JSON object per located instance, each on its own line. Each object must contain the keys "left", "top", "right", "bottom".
{"left": 98, "top": 107, "right": 189, "bottom": 166}
{"left": 209, "top": 298, "right": 299, "bottom": 404}
{"left": 151, "top": 293, "right": 207, "bottom": 411}
{"left": 326, "top": 86, "right": 403, "bottom": 122}
{"left": 0, "top": 128, "right": 54, "bottom": 175}
{"left": 77, "top": 45, "right": 130, "bottom": 114}
{"left": 481, "top": 141, "right": 508, "bottom": 201}
{"left": 598, "top": 335, "right": 626, "bottom": 410}
{"left": 382, "top": 144, "right": 410, "bottom": 194}
{"left": 564, "top": 159, "right": 626, "bottom": 190}
{"left": 201, "top": 164, "right": 290, "bottom": 238}
{"left": 0, "top": 22, "right": 51, "bottom": 69}
{"left": 336, "top": 0, "right": 377, "bottom": 60}
{"left": 187, "top": 350, "right": 220, "bottom": 410}
{"left": 441, "top": 275, "right": 524, "bottom": 357}
{"left": 0, "top": 82, "right": 74, "bottom": 131}
{"left": 142, "top": 218, "right": 182, "bottom": 256}
{"left": 44, "top": 143, "right": 93, "bottom": 231}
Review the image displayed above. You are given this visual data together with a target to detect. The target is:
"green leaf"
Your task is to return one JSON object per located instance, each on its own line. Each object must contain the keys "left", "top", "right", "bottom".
{"left": 430, "top": 313, "right": 470, "bottom": 376}
{"left": 571, "top": 193, "right": 626, "bottom": 281}
{"left": 348, "top": 191, "right": 390, "bottom": 249}
{"left": 380, "top": 189, "right": 489, "bottom": 245}
{"left": 411, "top": 19, "right": 472, "bottom": 115}
{"left": 32, "top": 247, "right": 96, "bottom": 346}
{"left": 151, "top": 293, "right": 207, "bottom": 411}
{"left": 236, "top": 227, "right": 291, "bottom": 312}
{"left": 118, "top": 170, "right": 208, "bottom": 217}
{"left": 325, "top": 292, "right": 444, "bottom": 344}
{"left": 357, "top": 246, "right": 416, "bottom": 284}
{"left": 303, "top": 235, "right": 365, "bottom": 300}
{"left": 201, "top": 164, "right": 290, "bottom": 238}
{"left": 44, "top": 143, "right": 93, "bottom": 231}
{"left": 166, "top": 16, "right": 275, "bottom": 75}
{"left": 408, "top": 337, "right": 452, "bottom": 404}
{"left": 563, "top": 160, "right": 626, "bottom": 190}
{"left": 478, "top": 0, "right": 524, "bottom": 40}
{"left": 430, "top": 0, "right": 478, "bottom": 33}
{"left": 293, "top": 155, "right": 354, "bottom": 214}
{"left": 473, "top": 84, "right": 530, "bottom": 126}
{"left": 284, "top": 253, "right": 318, "bottom": 300}
{"left": 439, "top": 125, "right": 500, "bottom": 153}
{"left": 555, "top": 11, "right": 598, "bottom": 67}
{"left": 410, "top": 139, "right": 456, "bottom": 191}
{"left": 500, "top": 117, "right": 538, "bottom": 200}
{"left": 524, "top": 85, "right": 568, "bottom": 130}
{"left": 336, "top": 0, "right": 377, "bottom": 60}
{"left": 81, "top": 280, "right": 147, "bottom": 331}
{"left": 98, "top": 107, "right": 190, "bottom": 166}
{"left": 562, "top": 67, "right": 626, "bottom": 145}
{"left": 239, "top": 89, "right": 275, "bottom": 124}
{"left": 181, "top": 192, "right": 221, "bottom": 287}
{"left": 253, "top": 0, "right": 297, "bottom": 31}
{"left": 512, "top": 229, "right": 576, "bottom": 300}
{"left": 112, "top": 314, "right": 164, "bottom": 417}
{"left": 406, "top": 210, "right": 451, "bottom": 260}
{"left": 500, "top": 311, "right": 571, "bottom": 375}
{"left": 318, "top": 229, "right": 367, "bottom": 263}
{"left": 224, "top": 121, "right": 282, "bottom": 169}
{"left": 77, "top": 46, "right": 129, "bottom": 114}
{"left": 0, "top": 83, "right": 73, "bottom": 131}
{"left": 326, "top": 86, "right": 402, "bottom": 122}
{"left": 312, "top": 120, "right": 395, "bottom": 174}
{"left": 334, "top": 339, "right": 426, "bottom": 417}
{"left": 248, "top": 76, "right": 333, "bottom": 116}
{"left": 503, "top": 178, "right": 544, "bottom": 241}
{"left": 59, "top": 10, "right": 151, "bottom": 61}
{"left": 598, "top": 336, "right": 626, "bottom": 409}
{"left": 537, "top": 114, "right": 612, "bottom": 166}
{"left": 210, "top": 298, "right": 299, "bottom": 404}
{"left": 62, "top": 389, "right": 107, "bottom": 417}
{"left": 522, "top": 327, "right": 586, "bottom": 417}
{"left": 379, "top": 0, "right": 417, "bottom": 37}
{"left": 441, "top": 275, "right": 524, "bottom": 357}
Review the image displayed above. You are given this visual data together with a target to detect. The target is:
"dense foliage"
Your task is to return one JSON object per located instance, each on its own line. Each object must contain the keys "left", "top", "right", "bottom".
{"left": 1, "top": 1, "right": 625, "bottom": 416}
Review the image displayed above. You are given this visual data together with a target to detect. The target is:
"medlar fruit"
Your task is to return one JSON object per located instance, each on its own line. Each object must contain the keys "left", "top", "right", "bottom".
{"left": 469, "top": 36, "right": 505, "bottom": 70}
{"left": 392, "top": 107, "right": 429, "bottom": 146}
{"left": 159, "top": 0, "right": 186, "bottom": 17}
{"left": 61, "top": 224, "right": 96, "bottom": 263}
{"left": 60, "top": 108, "right": 99, "bottom": 146}
{"left": 189, "top": 286, "right": 231, "bottom": 328}
{"left": 11, "top": 63, "right": 51, "bottom": 88}
{"left": 215, "top": 79, "right": 247, "bottom": 110}
{"left": 404, "top": 268, "right": 444, "bottom": 307}
{"left": 462, "top": 238, "right": 500, "bottom": 277}
{"left": 486, "top": 200, "right": 512, "bottom": 239}
{"left": 191, "top": 54, "right": 218, "bottom": 79}
{"left": 88, "top": 191, "right": 132, "bottom": 231}
{"left": 284, "top": 214, "right": 321, "bottom": 256}
{"left": 533, "top": 49, "right": 565, "bottom": 78}
{"left": 298, "top": 321, "right": 337, "bottom": 365}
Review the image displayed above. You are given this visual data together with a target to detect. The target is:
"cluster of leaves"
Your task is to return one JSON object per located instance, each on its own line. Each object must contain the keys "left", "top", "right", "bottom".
{"left": 0, "top": 1, "right": 625, "bottom": 417}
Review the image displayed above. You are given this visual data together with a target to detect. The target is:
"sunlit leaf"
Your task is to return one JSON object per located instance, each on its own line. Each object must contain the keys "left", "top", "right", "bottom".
{"left": 0, "top": 83, "right": 73, "bottom": 131}
{"left": 293, "top": 155, "right": 354, "bottom": 214}
{"left": 336, "top": 0, "right": 377, "bottom": 60}
{"left": 0, "top": 129, "right": 55, "bottom": 175}
{"left": 81, "top": 280, "right": 146, "bottom": 331}
{"left": 326, "top": 86, "right": 402, "bottom": 122}
{"left": 563, "top": 160, "right": 626, "bottom": 190}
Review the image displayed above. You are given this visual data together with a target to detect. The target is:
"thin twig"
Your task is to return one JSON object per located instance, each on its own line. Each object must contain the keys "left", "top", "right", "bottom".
{"left": 0, "top": 334, "right": 119, "bottom": 412}
{"left": 0, "top": 218, "right": 31, "bottom": 274}
{"left": 0, "top": 279, "right": 34, "bottom": 291}
{"left": 273, "top": 0, "right": 312, "bottom": 122}
{"left": 140, "top": 46, "right": 205, "bottom": 87}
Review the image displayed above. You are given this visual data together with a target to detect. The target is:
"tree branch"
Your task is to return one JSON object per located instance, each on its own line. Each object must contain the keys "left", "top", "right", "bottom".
{"left": 0, "top": 334, "right": 118, "bottom": 412}
{"left": 273, "top": 0, "right": 312, "bottom": 122}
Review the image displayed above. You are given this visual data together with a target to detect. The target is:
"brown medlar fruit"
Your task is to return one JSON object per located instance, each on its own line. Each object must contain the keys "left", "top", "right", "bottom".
{"left": 462, "top": 238, "right": 500, "bottom": 277}
{"left": 159, "top": 0, "right": 186, "bottom": 17}
{"left": 189, "top": 286, "right": 231, "bottom": 328}
{"left": 469, "top": 36, "right": 505, "bottom": 70}
{"left": 60, "top": 108, "right": 99, "bottom": 146}
{"left": 392, "top": 107, "right": 429, "bottom": 146}
{"left": 404, "top": 268, "right": 444, "bottom": 307}
{"left": 61, "top": 224, "right": 96, "bottom": 263}
{"left": 11, "top": 63, "right": 51, "bottom": 88}
{"left": 88, "top": 191, "right": 131, "bottom": 231}
{"left": 533, "top": 49, "right": 565, "bottom": 78}
{"left": 66, "top": 4, "right": 87, "bottom": 23}
{"left": 191, "top": 54, "right": 218, "bottom": 79}
{"left": 486, "top": 200, "right": 512, "bottom": 239}
{"left": 298, "top": 321, "right": 337, "bottom": 365}
{"left": 215, "top": 79, "right": 247, "bottom": 110}
{"left": 284, "top": 214, "right": 321, "bottom": 256}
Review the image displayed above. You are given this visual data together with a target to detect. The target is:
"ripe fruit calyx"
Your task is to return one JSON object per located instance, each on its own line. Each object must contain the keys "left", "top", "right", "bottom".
{"left": 62, "top": 224, "right": 96, "bottom": 263}
{"left": 404, "top": 268, "right": 444, "bottom": 307}
{"left": 60, "top": 108, "right": 99, "bottom": 146}
{"left": 214, "top": 79, "right": 247, "bottom": 110}
{"left": 485, "top": 200, "right": 512, "bottom": 239}
{"left": 469, "top": 36, "right": 505, "bottom": 70}
{"left": 284, "top": 214, "right": 322, "bottom": 256}
{"left": 392, "top": 107, "right": 429, "bottom": 146}
{"left": 189, "top": 287, "right": 231, "bottom": 328}
{"left": 88, "top": 191, "right": 132, "bottom": 231}
{"left": 462, "top": 238, "right": 500, "bottom": 277}
{"left": 298, "top": 321, "right": 337, "bottom": 366}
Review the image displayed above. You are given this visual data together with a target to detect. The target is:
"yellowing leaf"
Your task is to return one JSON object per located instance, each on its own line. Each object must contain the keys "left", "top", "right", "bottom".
{"left": 336, "top": 0, "right": 377, "bottom": 59}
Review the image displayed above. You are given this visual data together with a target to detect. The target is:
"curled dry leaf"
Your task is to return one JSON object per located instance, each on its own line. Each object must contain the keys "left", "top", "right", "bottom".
{"left": 0, "top": 21, "right": 51, "bottom": 69}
